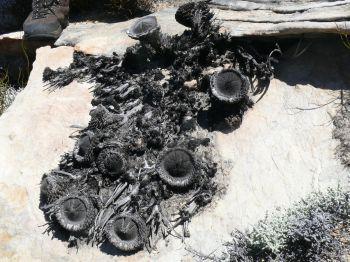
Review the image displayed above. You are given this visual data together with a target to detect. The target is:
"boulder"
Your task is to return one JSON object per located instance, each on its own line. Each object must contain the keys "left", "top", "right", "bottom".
{"left": 1, "top": 2, "right": 350, "bottom": 260}
{"left": 54, "top": 2, "right": 350, "bottom": 56}
{"left": 0, "top": 32, "right": 349, "bottom": 261}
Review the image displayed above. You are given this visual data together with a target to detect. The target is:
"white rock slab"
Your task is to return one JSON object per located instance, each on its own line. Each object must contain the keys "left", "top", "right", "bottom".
{"left": 55, "top": 8, "right": 186, "bottom": 56}
{"left": 0, "top": 38, "right": 349, "bottom": 260}
{"left": 0, "top": 31, "right": 23, "bottom": 40}
{"left": 211, "top": 0, "right": 350, "bottom": 36}
{"left": 0, "top": 46, "right": 95, "bottom": 261}
{"left": 52, "top": 2, "right": 350, "bottom": 53}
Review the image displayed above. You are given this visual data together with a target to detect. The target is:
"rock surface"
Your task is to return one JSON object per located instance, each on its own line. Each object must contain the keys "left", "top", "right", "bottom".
{"left": 55, "top": 1, "right": 350, "bottom": 55}
{"left": 0, "top": 33, "right": 349, "bottom": 261}
{"left": 3, "top": 0, "right": 349, "bottom": 58}
{"left": 55, "top": 8, "right": 186, "bottom": 56}
{"left": 210, "top": 0, "right": 350, "bottom": 36}
{"left": 0, "top": 46, "right": 94, "bottom": 260}
{"left": 1, "top": 1, "right": 350, "bottom": 260}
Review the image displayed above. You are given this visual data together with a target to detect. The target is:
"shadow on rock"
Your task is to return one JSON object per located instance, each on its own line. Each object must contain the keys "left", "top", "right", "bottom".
{"left": 0, "top": 37, "right": 55, "bottom": 87}
{"left": 99, "top": 241, "right": 140, "bottom": 256}
{"left": 275, "top": 37, "right": 350, "bottom": 91}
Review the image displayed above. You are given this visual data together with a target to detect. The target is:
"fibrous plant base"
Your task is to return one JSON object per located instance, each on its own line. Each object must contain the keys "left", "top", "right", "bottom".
{"left": 40, "top": 1, "right": 277, "bottom": 254}
{"left": 105, "top": 213, "right": 149, "bottom": 252}
{"left": 156, "top": 148, "right": 197, "bottom": 188}
{"left": 210, "top": 69, "right": 249, "bottom": 104}
{"left": 225, "top": 188, "right": 350, "bottom": 262}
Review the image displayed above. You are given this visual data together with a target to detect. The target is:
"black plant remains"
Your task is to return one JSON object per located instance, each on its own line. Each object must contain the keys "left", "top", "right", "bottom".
{"left": 40, "top": 1, "right": 278, "bottom": 254}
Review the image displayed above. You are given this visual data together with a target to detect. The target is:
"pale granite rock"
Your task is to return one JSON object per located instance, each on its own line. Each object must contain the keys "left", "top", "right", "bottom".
{"left": 53, "top": 1, "right": 350, "bottom": 51}
{"left": 1, "top": 1, "right": 350, "bottom": 259}
{"left": 55, "top": 8, "right": 186, "bottom": 56}
{"left": 211, "top": 0, "right": 350, "bottom": 36}
{"left": 0, "top": 35, "right": 349, "bottom": 261}
{"left": 0, "top": 46, "right": 95, "bottom": 261}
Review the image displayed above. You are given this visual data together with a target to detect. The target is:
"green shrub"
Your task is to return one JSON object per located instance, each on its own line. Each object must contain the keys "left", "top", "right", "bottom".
{"left": 226, "top": 188, "right": 350, "bottom": 261}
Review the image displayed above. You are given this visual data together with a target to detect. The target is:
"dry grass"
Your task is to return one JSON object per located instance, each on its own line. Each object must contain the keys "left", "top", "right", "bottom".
{"left": 333, "top": 92, "right": 350, "bottom": 167}
{"left": 0, "top": 70, "right": 10, "bottom": 115}
{"left": 340, "top": 33, "right": 350, "bottom": 49}
{"left": 337, "top": 23, "right": 350, "bottom": 49}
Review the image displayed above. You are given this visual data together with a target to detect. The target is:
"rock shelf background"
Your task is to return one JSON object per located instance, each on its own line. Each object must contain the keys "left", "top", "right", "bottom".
{"left": 0, "top": 0, "right": 350, "bottom": 261}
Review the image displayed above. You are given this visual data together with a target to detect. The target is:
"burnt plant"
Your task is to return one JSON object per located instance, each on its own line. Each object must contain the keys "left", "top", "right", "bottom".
{"left": 175, "top": 0, "right": 214, "bottom": 38}
{"left": 39, "top": 1, "right": 278, "bottom": 255}
{"left": 210, "top": 69, "right": 249, "bottom": 104}
{"left": 73, "top": 131, "right": 94, "bottom": 165}
{"left": 156, "top": 148, "right": 197, "bottom": 188}
{"left": 97, "top": 145, "right": 128, "bottom": 177}
{"left": 105, "top": 213, "right": 149, "bottom": 252}
{"left": 55, "top": 194, "right": 96, "bottom": 233}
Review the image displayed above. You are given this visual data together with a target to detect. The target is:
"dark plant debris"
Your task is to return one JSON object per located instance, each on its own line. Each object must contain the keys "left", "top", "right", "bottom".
{"left": 40, "top": 1, "right": 279, "bottom": 254}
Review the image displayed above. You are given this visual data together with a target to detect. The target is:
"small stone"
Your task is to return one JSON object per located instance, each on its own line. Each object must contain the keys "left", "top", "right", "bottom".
{"left": 184, "top": 80, "right": 197, "bottom": 90}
